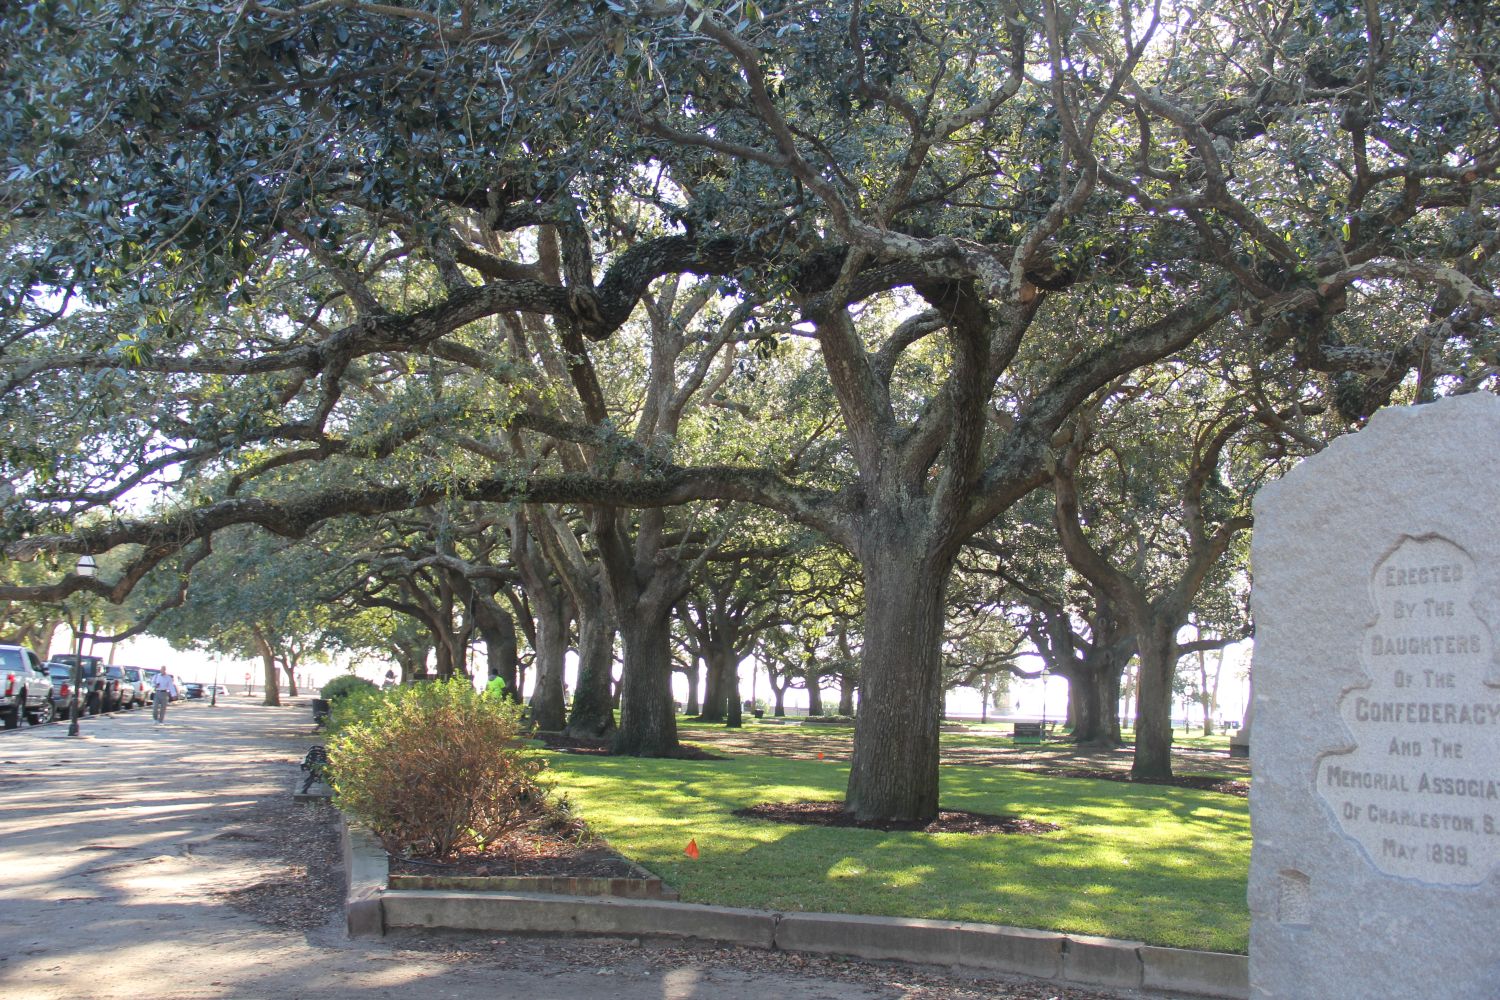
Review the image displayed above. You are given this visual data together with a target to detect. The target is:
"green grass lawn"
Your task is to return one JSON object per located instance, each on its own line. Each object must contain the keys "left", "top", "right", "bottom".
{"left": 545, "top": 752, "right": 1249, "bottom": 953}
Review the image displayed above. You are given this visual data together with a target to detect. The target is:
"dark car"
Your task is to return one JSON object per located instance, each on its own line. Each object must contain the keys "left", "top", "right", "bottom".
{"left": 182, "top": 682, "right": 206, "bottom": 699}
{"left": 45, "top": 663, "right": 81, "bottom": 719}
{"left": 49, "top": 654, "right": 119, "bottom": 714}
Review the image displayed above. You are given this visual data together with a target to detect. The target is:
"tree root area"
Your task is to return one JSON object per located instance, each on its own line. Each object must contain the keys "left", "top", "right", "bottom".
{"left": 1040, "top": 768, "right": 1248, "bottom": 797}
{"left": 733, "top": 801, "right": 1060, "bottom": 835}
{"left": 536, "top": 732, "right": 724, "bottom": 760}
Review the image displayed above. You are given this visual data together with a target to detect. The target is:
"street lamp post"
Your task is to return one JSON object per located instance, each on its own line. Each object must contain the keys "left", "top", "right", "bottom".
{"left": 67, "top": 555, "right": 97, "bottom": 738}
{"left": 1040, "top": 670, "right": 1049, "bottom": 734}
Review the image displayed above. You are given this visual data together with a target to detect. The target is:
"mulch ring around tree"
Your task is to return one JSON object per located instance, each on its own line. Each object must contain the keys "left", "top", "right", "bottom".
{"left": 1040, "top": 768, "right": 1248, "bottom": 797}
{"left": 733, "top": 801, "right": 1060, "bottom": 835}
{"left": 534, "top": 732, "right": 725, "bottom": 760}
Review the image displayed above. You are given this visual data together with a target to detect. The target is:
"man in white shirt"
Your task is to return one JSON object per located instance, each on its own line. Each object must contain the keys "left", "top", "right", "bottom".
{"left": 152, "top": 668, "right": 180, "bottom": 723}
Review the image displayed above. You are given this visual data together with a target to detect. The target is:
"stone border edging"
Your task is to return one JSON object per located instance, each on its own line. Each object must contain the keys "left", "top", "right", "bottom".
{"left": 341, "top": 820, "right": 388, "bottom": 938}
{"left": 388, "top": 869, "right": 679, "bottom": 900}
{"left": 341, "top": 818, "right": 1246, "bottom": 999}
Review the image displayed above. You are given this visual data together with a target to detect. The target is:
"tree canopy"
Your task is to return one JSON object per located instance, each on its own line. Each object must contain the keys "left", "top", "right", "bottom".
{"left": 2, "top": 0, "right": 1496, "bottom": 821}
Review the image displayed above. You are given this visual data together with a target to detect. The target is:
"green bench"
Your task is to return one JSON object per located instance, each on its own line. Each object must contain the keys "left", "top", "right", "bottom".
{"left": 1011, "top": 721, "right": 1045, "bottom": 744}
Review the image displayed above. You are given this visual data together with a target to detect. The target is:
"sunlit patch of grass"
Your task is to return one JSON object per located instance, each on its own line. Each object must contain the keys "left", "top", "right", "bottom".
{"left": 545, "top": 754, "right": 1249, "bottom": 953}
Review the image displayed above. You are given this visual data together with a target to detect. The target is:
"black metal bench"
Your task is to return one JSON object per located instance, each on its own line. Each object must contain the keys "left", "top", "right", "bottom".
{"left": 300, "top": 745, "right": 331, "bottom": 793}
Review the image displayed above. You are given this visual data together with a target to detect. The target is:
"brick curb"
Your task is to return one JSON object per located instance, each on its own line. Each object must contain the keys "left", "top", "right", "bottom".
{"left": 341, "top": 818, "right": 1246, "bottom": 998}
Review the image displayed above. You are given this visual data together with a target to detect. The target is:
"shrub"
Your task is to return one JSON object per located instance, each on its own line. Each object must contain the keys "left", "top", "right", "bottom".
{"left": 321, "top": 671, "right": 381, "bottom": 704}
{"left": 324, "top": 683, "right": 385, "bottom": 737}
{"left": 326, "top": 677, "right": 544, "bottom": 859}
{"left": 320, "top": 674, "right": 378, "bottom": 701}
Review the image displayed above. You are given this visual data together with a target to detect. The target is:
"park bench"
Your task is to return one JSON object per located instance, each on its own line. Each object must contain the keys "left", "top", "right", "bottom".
{"left": 300, "top": 745, "right": 331, "bottom": 794}
{"left": 1011, "top": 721, "right": 1045, "bottom": 744}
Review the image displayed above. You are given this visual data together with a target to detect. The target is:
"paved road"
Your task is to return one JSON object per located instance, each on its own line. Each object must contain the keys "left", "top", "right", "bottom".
{"left": 0, "top": 700, "right": 1181, "bottom": 1000}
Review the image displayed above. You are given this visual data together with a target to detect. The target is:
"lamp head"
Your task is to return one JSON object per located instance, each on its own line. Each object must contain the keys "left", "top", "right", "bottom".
{"left": 77, "top": 555, "right": 97, "bottom": 578}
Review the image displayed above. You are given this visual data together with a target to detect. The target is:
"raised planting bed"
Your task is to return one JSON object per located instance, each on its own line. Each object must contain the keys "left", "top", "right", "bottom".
{"left": 387, "top": 834, "right": 676, "bottom": 899}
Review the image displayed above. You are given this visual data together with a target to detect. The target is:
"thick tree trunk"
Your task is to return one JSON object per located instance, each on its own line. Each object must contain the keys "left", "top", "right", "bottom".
{"left": 477, "top": 604, "right": 520, "bottom": 701}
{"left": 699, "top": 649, "right": 725, "bottom": 721}
{"left": 1065, "top": 640, "right": 1128, "bottom": 747}
{"left": 612, "top": 613, "right": 678, "bottom": 756}
{"left": 433, "top": 640, "right": 455, "bottom": 680}
{"left": 838, "top": 669, "right": 855, "bottom": 716}
{"left": 805, "top": 673, "right": 824, "bottom": 716}
{"left": 683, "top": 661, "right": 700, "bottom": 716}
{"left": 35, "top": 621, "right": 61, "bottom": 661}
{"left": 1067, "top": 666, "right": 1104, "bottom": 745}
{"left": 283, "top": 661, "right": 299, "bottom": 698}
{"left": 1101, "top": 665, "right": 1123, "bottom": 744}
{"left": 724, "top": 655, "right": 743, "bottom": 728}
{"left": 845, "top": 556, "right": 947, "bottom": 823}
{"left": 394, "top": 644, "right": 430, "bottom": 684}
{"left": 529, "top": 597, "right": 568, "bottom": 731}
{"left": 1198, "top": 646, "right": 1223, "bottom": 736}
{"left": 772, "top": 681, "right": 787, "bottom": 717}
{"left": 565, "top": 608, "right": 616, "bottom": 739}
{"left": 684, "top": 665, "right": 699, "bottom": 719}
{"left": 262, "top": 654, "right": 280, "bottom": 706}
{"left": 1132, "top": 628, "right": 1178, "bottom": 779}
{"left": 252, "top": 632, "right": 280, "bottom": 707}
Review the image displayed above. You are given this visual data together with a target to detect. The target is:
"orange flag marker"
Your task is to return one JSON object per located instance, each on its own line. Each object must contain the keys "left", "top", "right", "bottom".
{"left": 684, "top": 839, "right": 700, "bottom": 859}
{"left": 817, "top": 751, "right": 824, "bottom": 759}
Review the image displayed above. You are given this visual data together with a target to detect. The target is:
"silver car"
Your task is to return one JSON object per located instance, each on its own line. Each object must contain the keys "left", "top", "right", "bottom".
{"left": 0, "top": 645, "right": 55, "bottom": 727}
{"left": 121, "top": 667, "right": 152, "bottom": 708}
{"left": 104, "top": 666, "right": 139, "bottom": 711}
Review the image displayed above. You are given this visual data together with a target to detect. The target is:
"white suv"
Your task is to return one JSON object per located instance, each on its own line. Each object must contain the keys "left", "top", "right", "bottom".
{"left": 0, "top": 645, "right": 56, "bottom": 728}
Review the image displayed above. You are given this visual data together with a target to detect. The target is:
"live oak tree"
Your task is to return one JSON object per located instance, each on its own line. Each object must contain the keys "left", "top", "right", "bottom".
{"left": 340, "top": 506, "right": 524, "bottom": 687}
{"left": 3, "top": 0, "right": 1497, "bottom": 821}
{"left": 507, "top": 509, "right": 572, "bottom": 730}
{"left": 1049, "top": 370, "right": 1264, "bottom": 775}
{"left": 128, "top": 527, "right": 344, "bottom": 705}
{"left": 677, "top": 538, "right": 796, "bottom": 727}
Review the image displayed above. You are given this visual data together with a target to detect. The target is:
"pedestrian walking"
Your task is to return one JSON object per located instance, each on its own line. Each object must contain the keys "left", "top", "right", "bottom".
{"left": 152, "top": 667, "right": 180, "bottom": 723}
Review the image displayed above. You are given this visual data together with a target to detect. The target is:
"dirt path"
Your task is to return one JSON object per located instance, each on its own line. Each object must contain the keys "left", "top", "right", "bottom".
{"left": 0, "top": 701, "right": 1198, "bottom": 1000}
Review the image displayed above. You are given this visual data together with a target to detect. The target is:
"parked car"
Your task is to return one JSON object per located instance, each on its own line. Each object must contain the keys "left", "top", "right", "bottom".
{"left": 49, "top": 654, "right": 119, "bottom": 715}
{"left": 141, "top": 671, "right": 178, "bottom": 702}
{"left": 182, "top": 682, "right": 206, "bottom": 699}
{"left": 45, "top": 663, "right": 82, "bottom": 719}
{"left": 123, "top": 667, "right": 153, "bottom": 706}
{"left": 106, "top": 666, "right": 140, "bottom": 710}
{"left": 0, "top": 644, "right": 56, "bottom": 728}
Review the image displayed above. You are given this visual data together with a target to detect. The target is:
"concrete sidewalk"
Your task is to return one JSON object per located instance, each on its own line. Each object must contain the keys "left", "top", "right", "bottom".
{"left": 0, "top": 699, "right": 1189, "bottom": 1000}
